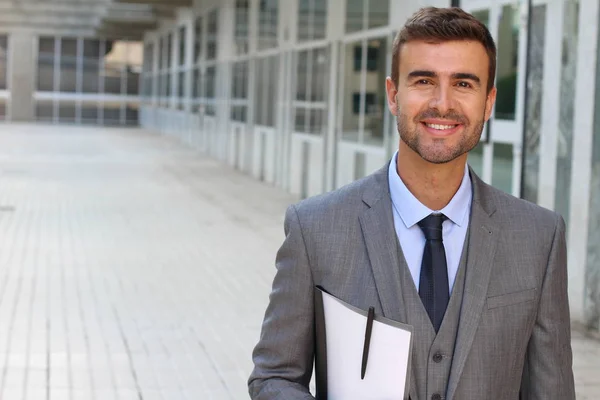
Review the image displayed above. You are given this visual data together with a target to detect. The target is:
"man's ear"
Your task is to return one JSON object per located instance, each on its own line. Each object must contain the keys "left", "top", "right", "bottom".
{"left": 484, "top": 86, "right": 497, "bottom": 121}
{"left": 386, "top": 77, "right": 399, "bottom": 116}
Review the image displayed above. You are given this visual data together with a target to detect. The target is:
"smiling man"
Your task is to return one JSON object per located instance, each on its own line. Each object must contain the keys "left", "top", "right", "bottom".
{"left": 249, "top": 7, "right": 575, "bottom": 400}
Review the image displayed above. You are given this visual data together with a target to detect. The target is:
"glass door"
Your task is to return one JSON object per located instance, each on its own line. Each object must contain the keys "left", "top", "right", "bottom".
{"left": 464, "top": 0, "right": 529, "bottom": 197}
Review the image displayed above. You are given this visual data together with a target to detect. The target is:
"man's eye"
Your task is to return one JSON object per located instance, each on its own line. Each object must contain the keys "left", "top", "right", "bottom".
{"left": 417, "top": 79, "right": 430, "bottom": 85}
{"left": 457, "top": 81, "right": 472, "bottom": 88}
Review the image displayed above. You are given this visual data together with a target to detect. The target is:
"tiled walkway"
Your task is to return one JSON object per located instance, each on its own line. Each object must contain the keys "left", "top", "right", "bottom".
{"left": 0, "top": 124, "right": 597, "bottom": 399}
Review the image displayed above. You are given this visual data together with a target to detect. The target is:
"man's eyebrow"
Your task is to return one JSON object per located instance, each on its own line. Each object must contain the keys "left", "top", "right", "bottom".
{"left": 407, "top": 70, "right": 437, "bottom": 79}
{"left": 406, "top": 71, "right": 482, "bottom": 86}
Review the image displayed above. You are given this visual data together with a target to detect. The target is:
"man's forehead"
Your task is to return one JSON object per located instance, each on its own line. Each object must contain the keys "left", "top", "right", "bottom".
{"left": 398, "top": 40, "right": 489, "bottom": 74}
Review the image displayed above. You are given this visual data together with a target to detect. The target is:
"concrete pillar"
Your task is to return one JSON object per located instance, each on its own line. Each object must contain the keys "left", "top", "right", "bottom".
{"left": 9, "top": 32, "right": 36, "bottom": 122}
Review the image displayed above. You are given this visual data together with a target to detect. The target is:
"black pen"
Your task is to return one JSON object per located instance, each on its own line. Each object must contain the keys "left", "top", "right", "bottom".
{"left": 361, "top": 306, "right": 375, "bottom": 379}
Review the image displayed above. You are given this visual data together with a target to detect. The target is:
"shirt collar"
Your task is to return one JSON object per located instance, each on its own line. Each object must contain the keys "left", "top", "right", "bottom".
{"left": 388, "top": 151, "right": 472, "bottom": 228}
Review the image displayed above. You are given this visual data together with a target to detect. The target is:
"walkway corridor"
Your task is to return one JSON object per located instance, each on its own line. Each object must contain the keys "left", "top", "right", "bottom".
{"left": 0, "top": 124, "right": 597, "bottom": 399}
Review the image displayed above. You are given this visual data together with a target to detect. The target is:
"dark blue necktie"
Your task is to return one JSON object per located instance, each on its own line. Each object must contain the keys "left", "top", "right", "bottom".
{"left": 418, "top": 213, "right": 449, "bottom": 333}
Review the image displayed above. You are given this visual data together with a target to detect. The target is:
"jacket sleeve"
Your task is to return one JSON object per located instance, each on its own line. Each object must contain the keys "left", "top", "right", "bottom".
{"left": 248, "top": 204, "right": 316, "bottom": 400}
{"left": 520, "top": 214, "right": 576, "bottom": 399}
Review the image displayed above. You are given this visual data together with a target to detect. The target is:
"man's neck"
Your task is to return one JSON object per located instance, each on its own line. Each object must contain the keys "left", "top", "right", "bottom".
{"left": 396, "top": 141, "right": 467, "bottom": 211}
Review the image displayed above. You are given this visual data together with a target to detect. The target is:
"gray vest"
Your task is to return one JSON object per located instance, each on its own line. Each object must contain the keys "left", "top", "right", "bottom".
{"left": 398, "top": 230, "right": 470, "bottom": 400}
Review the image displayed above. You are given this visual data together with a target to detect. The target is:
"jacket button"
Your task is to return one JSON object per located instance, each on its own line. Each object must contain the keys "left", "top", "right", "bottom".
{"left": 432, "top": 394, "right": 442, "bottom": 400}
{"left": 433, "top": 353, "right": 443, "bottom": 363}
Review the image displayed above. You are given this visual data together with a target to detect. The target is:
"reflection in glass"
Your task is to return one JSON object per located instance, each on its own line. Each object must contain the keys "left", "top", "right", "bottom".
{"left": 0, "top": 36, "right": 8, "bottom": 90}
{"left": 179, "top": 26, "right": 186, "bottom": 66}
{"left": 81, "top": 102, "right": 98, "bottom": 124}
{"left": 554, "top": 0, "right": 579, "bottom": 227}
{"left": 103, "top": 103, "right": 122, "bottom": 125}
{"left": 0, "top": 99, "right": 5, "bottom": 120}
{"left": 522, "top": 5, "right": 547, "bottom": 203}
{"left": 255, "top": 55, "right": 279, "bottom": 127}
{"left": 298, "top": 0, "right": 327, "bottom": 42}
{"left": 295, "top": 50, "right": 308, "bottom": 101}
{"left": 467, "top": 142, "right": 484, "bottom": 177}
{"left": 166, "top": 33, "right": 172, "bottom": 69}
{"left": 342, "top": 37, "right": 387, "bottom": 145}
{"left": 368, "top": 0, "right": 390, "bottom": 29}
{"left": 207, "top": 10, "right": 219, "bottom": 60}
{"left": 491, "top": 143, "right": 513, "bottom": 194}
{"left": 194, "top": 17, "right": 203, "bottom": 64}
{"left": 346, "top": 0, "right": 363, "bottom": 33}
{"left": 235, "top": 0, "right": 250, "bottom": 55}
{"left": 258, "top": 0, "right": 278, "bottom": 50}
{"left": 36, "top": 101, "right": 54, "bottom": 122}
{"left": 495, "top": 5, "right": 519, "bottom": 120}
{"left": 232, "top": 61, "right": 248, "bottom": 99}
{"left": 37, "top": 37, "right": 55, "bottom": 91}
{"left": 60, "top": 38, "right": 78, "bottom": 93}
{"left": 83, "top": 40, "right": 101, "bottom": 94}
{"left": 342, "top": 41, "right": 362, "bottom": 142}
{"left": 103, "top": 41, "right": 123, "bottom": 95}
{"left": 363, "top": 38, "right": 387, "bottom": 145}
{"left": 58, "top": 102, "right": 76, "bottom": 123}
{"left": 126, "top": 103, "right": 139, "bottom": 125}
{"left": 310, "top": 48, "right": 328, "bottom": 101}
{"left": 205, "top": 66, "right": 216, "bottom": 116}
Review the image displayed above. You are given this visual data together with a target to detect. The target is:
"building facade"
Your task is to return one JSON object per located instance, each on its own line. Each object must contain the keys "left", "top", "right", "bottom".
{"left": 138, "top": 0, "right": 600, "bottom": 333}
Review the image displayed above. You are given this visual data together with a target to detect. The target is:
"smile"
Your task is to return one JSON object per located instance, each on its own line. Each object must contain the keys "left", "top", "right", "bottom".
{"left": 425, "top": 123, "right": 458, "bottom": 130}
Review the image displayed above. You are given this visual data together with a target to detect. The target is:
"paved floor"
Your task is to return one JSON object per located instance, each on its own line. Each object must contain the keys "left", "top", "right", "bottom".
{"left": 0, "top": 124, "right": 597, "bottom": 400}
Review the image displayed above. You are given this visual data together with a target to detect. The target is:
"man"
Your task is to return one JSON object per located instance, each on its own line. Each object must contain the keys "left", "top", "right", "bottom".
{"left": 249, "top": 7, "right": 575, "bottom": 400}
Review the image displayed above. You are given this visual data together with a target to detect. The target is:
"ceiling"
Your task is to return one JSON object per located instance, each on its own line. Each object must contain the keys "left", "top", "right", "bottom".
{"left": 0, "top": 0, "right": 193, "bottom": 40}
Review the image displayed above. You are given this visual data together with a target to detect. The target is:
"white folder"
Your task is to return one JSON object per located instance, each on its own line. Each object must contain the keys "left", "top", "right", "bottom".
{"left": 314, "top": 286, "right": 413, "bottom": 400}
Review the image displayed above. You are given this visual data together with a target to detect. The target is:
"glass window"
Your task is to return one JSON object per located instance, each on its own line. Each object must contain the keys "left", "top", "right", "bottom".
{"left": 36, "top": 101, "right": 54, "bottom": 121}
{"left": 103, "top": 102, "right": 122, "bottom": 125}
{"left": 207, "top": 10, "right": 219, "bottom": 60}
{"left": 294, "top": 47, "right": 329, "bottom": 135}
{"left": 235, "top": 0, "right": 250, "bottom": 55}
{"left": 258, "top": 0, "right": 278, "bottom": 50}
{"left": 0, "top": 98, "right": 6, "bottom": 120}
{"left": 194, "top": 17, "right": 203, "bottom": 64}
{"left": 125, "top": 41, "right": 142, "bottom": 96}
{"left": 166, "top": 33, "right": 173, "bottom": 69}
{"left": 467, "top": 142, "right": 484, "bottom": 177}
{"left": 368, "top": 0, "right": 389, "bottom": 29}
{"left": 495, "top": 4, "right": 519, "bottom": 120}
{"left": 179, "top": 26, "right": 186, "bottom": 66}
{"left": 126, "top": 103, "right": 139, "bottom": 125}
{"left": 103, "top": 40, "right": 123, "bottom": 95}
{"left": 342, "top": 37, "right": 387, "bottom": 145}
{"left": 58, "top": 101, "right": 76, "bottom": 123}
{"left": 81, "top": 101, "right": 98, "bottom": 124}
{"left": 193, "top": 67, "right": 202, "bottom": 99}
{"left": 298, "top": 0, "right": 327, "bottom": 42}
{"left": 231, "top": 61, "right": 248, "bottom": 99}
{"left": 254, "top": 55, "right": 279, "bottom": 127}
{"left": 38, "top": 37, "right": 55, "bottom": 91}
{"left": 60, "top": 38, "right": 78, "bottom": 93}
{"left": 522, "top": 4, "right": 547, "bottom": 203}
{"left": 346, "top": 0, "right": 363, "bottom": 33}
{"left": 83, "top": 39, "right": 101, "bottom": 93}
{"left": 205, "top": 65, "right": 216, "bottom": 115}
{"left": 0, "top": 35, "right": 7, "bottom": 90}
{"left": 491, "top": 143, "right": 513, "bottom": 194}
{"left": 345, "top": 0, "right": 389, "bottom": 33}
{"left": 159, "top": 37, "right": 165, "bottom": 70}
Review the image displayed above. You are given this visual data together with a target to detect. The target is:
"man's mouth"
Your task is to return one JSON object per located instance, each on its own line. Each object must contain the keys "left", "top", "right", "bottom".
{"left": 423, "top": 123, "right": 459, "bottom": 130}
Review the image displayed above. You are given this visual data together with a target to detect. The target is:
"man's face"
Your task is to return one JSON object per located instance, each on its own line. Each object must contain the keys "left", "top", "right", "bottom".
{"left": 386, "top": 40, "right": 496, "bottom": 164}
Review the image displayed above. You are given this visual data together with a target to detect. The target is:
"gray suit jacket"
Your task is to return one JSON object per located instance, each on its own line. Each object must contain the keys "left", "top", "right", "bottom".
{"left": 248, "top": 162, "right": 575, "bottom": 400}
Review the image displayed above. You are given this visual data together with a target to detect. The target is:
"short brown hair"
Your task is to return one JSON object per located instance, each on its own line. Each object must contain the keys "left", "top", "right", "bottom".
{"left": 391, "top": 7, "right": 497, "bottom": 93}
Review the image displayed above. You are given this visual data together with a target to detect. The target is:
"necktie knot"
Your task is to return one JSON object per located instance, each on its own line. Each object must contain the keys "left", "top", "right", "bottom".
{"left": 418, "top": 213, "right": 447, "bottom": 241}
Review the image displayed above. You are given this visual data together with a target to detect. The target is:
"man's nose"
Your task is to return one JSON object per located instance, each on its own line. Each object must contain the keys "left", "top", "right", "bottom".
{"left": 429, "top": 85, "right": 454, "bottom": 115}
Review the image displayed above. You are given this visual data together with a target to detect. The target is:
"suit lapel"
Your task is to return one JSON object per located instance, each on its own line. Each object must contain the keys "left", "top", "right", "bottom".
{"left": 358, "top": 163, "right": 407, "bottom": 325}
{"left": 446, "top": 170, "right": 500, "bottom": 400}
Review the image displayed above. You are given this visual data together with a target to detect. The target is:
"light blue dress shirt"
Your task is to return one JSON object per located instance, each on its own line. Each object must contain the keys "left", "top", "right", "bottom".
{"left": 388, "top": 151, "right": 472, "bottom": 294}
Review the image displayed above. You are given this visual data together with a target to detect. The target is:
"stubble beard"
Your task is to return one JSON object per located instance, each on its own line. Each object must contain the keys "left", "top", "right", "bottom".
{"left": 396, "top": 106, "right": 485, "bottom": 164}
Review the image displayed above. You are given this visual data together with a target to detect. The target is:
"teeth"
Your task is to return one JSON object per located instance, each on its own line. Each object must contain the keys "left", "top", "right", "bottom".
{"left": 426, "top": 123, "right": 456, "bottom": 130}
